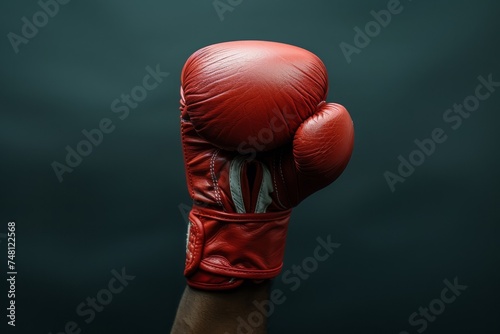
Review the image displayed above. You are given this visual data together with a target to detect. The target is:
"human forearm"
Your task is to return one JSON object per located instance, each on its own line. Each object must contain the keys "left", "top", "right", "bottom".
{"left": 171, "top": 281, "right": 270, "bottom": 334}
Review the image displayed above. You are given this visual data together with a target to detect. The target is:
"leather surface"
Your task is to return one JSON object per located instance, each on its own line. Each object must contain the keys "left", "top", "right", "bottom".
{"left": 181, "top": 40, "right": 329, "bottom": 151}
{"left": 180, "top": 41, "right": 354, "bottom": 290}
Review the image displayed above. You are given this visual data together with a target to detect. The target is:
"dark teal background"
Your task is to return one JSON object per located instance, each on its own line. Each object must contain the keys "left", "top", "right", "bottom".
{"left": 1, "top": 0, "right": 499, "bottom": 333}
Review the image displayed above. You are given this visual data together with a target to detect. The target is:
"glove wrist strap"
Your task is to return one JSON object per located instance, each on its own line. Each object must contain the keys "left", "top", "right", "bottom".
{"left": 184, "top": 205, "right": 292, "bottom": 290}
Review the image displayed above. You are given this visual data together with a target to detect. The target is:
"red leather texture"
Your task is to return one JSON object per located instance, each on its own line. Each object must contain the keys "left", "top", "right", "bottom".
{"left": 184, "top": 206, "right": 291, "bottom": 290}
{"left": 180, "top": 41, "right": 354, "bottom": 290}
{"left": 181, "top": 40, "right": 329, "bottom": 151}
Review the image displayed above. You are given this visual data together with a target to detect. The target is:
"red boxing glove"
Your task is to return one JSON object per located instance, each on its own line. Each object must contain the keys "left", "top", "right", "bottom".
{"left": 180, "top": 41, "right": 354, "bottom": 290}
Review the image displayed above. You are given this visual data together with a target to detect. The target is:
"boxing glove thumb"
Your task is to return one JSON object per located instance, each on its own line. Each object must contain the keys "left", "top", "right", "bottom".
{"left": 265, "top": 102, "right": 354, "bottom": 208}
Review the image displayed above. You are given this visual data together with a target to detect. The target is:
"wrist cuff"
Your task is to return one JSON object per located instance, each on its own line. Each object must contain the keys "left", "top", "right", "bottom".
{"left": 184, "top": 205, "right": 291, "bottom": 290}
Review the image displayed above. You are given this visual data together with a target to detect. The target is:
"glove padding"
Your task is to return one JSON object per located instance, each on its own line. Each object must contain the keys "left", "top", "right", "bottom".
{"left": 180, "top": 41, "right": 354, "bottom": 290}
{"left": 181, "top": 40, "right": 329, "bottom": 152}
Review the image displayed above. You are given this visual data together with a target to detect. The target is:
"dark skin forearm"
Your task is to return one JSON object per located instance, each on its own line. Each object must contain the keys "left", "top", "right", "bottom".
{"left": 171, "top": 281, "right": 270, "bottom": 334}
